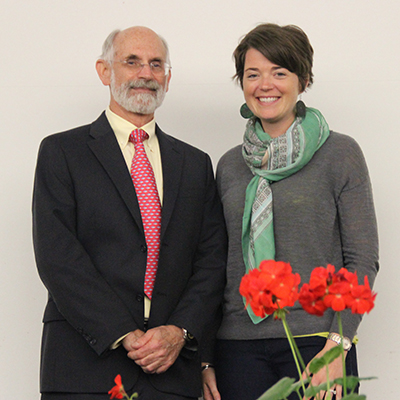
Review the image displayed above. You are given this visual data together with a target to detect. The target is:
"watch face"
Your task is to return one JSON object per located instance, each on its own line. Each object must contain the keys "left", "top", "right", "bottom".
{"left": 342, "top": 337, "right": 352, "bottom": 350}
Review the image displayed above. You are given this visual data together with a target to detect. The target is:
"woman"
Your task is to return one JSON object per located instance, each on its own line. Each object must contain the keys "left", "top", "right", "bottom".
{"left": 202, "top": 23, "right": 379, "bottom": 400}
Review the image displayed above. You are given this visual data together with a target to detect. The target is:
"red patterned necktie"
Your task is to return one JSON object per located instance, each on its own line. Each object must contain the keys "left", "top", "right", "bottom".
{"left": 129, "top": 129, "right": 161, "bottom": 299}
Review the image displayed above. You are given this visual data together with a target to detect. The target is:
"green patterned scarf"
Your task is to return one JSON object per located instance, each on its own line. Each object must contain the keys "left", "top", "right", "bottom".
{"left": 242, "top": 107, "right": 330, "bottom": 323}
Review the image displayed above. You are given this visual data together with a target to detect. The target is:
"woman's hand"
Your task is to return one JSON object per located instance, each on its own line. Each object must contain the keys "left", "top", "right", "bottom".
{"left": 302, "top": 339, "right": 348, "bottom": 400}
{"left": 202, "top": 363, "right": 221, "bottom": 400}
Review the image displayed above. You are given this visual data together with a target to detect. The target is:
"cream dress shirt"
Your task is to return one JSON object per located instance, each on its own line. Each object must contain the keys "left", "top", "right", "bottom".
{"left": 106, "top": 108, "right": 163, "bottom": 345}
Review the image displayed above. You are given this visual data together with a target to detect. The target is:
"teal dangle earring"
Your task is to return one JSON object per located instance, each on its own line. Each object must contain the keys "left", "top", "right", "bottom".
{"left": 295, "top": 94, "right": 306, "bottom": 118}
{"left": 240, "top": 103, "right": 254, "bottom": 119}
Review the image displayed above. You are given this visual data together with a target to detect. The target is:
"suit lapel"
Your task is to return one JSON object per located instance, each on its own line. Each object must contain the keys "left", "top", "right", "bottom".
{"left": 156, "top": 125, "right": 184, "bottom": 240}
{"left": 87, "top": 113, "right": 144, "bottom": 233}
{"left": 86, "top": 116, "right": 183, "bottom": 238}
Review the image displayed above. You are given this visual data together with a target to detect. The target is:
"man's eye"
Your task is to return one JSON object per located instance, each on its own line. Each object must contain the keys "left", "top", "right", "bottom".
{"left": 150, "top": 62, "right": 162, "bottom": 69}
{"left": 126, "top": 60, "right": 138, "bottom": 66}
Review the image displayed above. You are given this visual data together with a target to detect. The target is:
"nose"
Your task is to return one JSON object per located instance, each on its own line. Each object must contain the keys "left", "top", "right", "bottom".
{"left": 137, "top": 63, "right": 154, "bottom": 79}
{"left": 259, "top": 74, "right": 273, "bottom": 90}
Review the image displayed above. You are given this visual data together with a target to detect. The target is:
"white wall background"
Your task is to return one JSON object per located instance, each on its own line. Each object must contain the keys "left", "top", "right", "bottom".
{"left": 1, "top": 0, "right": 398, "bottom": 398}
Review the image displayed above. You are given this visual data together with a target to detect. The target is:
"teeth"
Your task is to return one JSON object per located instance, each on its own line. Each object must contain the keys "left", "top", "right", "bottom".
{"left": 259, "top": 97, "right": 278, "bottom": 103}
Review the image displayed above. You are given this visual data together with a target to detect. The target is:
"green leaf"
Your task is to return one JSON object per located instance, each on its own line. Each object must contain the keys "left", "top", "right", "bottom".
{"left": 305, "top": 376, "right": 377, "bottom": 398}
{"left": 304, "top": 382, "right": 334, "bottom": 397}
{"left": 305, "top": 384, "right": 367, "bottom": 400}
{"left": 341, "top": 394, "right": 366, "bottom": 400}
{"left": 309, "top": 346, "right": 342, "bottom": 374}
{"left": 256, "top": 377, "right": 296, "bottom": 400}
{"left": 334, "top": 375, "right": 377, "bottom": 389}
{"left": 333, "top": 375, "right": 357, "bottom": 391}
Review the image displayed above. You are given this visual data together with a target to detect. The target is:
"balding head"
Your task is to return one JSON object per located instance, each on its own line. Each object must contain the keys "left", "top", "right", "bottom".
{"left": 100, "top": 26, "right": 170, "bottom": 66}
{"left": 96, "top": 26, "right": 172, "bottom": 126}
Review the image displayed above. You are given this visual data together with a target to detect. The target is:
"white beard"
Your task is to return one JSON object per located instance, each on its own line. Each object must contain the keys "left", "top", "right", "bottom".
{"left": 110, "top": 72, "right": 167, "bottom": 115}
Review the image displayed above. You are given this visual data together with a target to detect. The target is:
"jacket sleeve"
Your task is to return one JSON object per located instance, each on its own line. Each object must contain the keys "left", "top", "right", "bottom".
{"left": 32, "top": 135, "right": 138, "bottom": 356}
{"left": 163, "top": 153, "right": 227, "bottom": 348}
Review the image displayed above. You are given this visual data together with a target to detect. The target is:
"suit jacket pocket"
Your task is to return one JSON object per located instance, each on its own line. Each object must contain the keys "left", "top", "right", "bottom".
{"left": 42, "top": 298, "right": 67, "bottom": 323}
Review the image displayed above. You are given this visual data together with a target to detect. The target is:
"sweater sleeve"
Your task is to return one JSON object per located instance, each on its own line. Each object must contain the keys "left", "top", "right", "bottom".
{"left": 329, "top": 136, "right": 379, "bottom": 338}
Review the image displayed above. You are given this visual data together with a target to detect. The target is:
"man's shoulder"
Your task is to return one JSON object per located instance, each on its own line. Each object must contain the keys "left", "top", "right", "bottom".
{"left": 41, "top": 113, "right": 108, "bottom": 145}
{"left": 46, "top": 123, "right": 91, "bottom": 141}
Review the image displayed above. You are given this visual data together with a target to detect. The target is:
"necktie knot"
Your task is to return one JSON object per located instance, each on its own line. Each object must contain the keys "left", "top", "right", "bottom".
{"left": 130, "top": 129, "right": 149, "bottom": 145}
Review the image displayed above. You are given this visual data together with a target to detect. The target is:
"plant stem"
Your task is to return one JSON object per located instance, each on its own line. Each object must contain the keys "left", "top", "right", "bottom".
{"left": 281, "top": 313, "right": 306, "bottom": 398}
{"left": 336, "top": 312, "right": 347, "bottom": 395}
{"left": 325, "top": 363, "right": 331, "bottom": 400}
{"left": 286, "top": 324, "right": 307, "bottom": 372}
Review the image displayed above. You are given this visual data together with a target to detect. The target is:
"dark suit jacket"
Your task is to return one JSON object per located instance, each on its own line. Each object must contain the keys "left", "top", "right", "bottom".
{"left": 32, "top": 112, "right": 227, "bottom": 397}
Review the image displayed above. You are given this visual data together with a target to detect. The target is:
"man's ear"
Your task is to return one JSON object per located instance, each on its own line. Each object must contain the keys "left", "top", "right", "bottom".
{"left": 96, "top": 59, "right": 112, "bottom": 86}
{"left": 164, "top": 69, "right": 172, "bottom": 93}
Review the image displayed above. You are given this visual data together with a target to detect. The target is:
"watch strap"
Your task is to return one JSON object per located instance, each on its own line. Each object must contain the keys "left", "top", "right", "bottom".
{"left": 327, "top": 332, "right": 352, "bottom": 351}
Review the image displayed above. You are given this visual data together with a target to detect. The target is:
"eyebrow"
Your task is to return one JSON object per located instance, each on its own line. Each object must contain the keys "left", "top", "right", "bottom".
{"left": 125, "top": 54, "right": 139, "bottom": 60}
{"left": 124, "top": 54, "right": 164, "bottom": 63}
{"left": 244, "top": 65, "right": 287, "bottom": 73}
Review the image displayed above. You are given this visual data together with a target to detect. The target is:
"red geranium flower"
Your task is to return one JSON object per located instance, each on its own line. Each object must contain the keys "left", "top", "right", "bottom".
{"left": 108, "top": 374, "right": 125, "bottom": 399}
{"left": 299, "top": 265, "right": 376, "bottom": 316}
{"left": 350, "top": 276, "right": 377, "bottom": 314}
{"left": 240, "top": 260, "right": 300, "bottom": 318}
{"left": 298, "top": 283, "right": 327, "bottom": 316}
{"left": 323, "top": 280, "right": 353, "bottom": 312}
{"left": 309, "top": 265, "right": 334, "bottom": 289}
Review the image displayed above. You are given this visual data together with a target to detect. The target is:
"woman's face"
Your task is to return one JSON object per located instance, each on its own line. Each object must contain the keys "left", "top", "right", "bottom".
{"left": 243, "top": 48, "right": 303, "bottom": 137}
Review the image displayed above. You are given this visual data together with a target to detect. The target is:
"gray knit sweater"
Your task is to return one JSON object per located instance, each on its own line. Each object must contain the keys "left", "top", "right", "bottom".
{"left": 216, "top": 131, "right": 379, "bottom": 341}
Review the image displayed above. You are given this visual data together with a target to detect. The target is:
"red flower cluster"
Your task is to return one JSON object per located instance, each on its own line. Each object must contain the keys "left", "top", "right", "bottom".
{"left": 298, "top": 264, "right": 376, "bottom": 316}
{"left": 108, "top": 374, "right": 125, "bottom": 399}
{"left": 239, "top": 260, "right": 300, "bottom": 318}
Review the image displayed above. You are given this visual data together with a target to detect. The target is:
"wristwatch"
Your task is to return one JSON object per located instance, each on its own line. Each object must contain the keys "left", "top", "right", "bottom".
{"left": 182, "top": 328, "right": 195, "bottom": 343}
{"left": 327, "top": 333, "right": 352, "bottom": 351}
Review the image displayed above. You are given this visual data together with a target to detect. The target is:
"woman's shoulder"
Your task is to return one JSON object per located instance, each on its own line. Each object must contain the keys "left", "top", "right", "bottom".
{"left": 319, "top": 131, "right": 370, "bottom": 187}
{"left": 216, "top": 144, "right": 251, "bottom": 184}
{"left": 319, "top": 131, "right": 367, "bottom": 167}
{"left": 219, "top": 144, "right": 242, "bottom": 162}
{"left": 325, "top": 131, "right": 364, "bottom": 156}
{"left": 217, "top": 144, "right": 244, "bottom": 171}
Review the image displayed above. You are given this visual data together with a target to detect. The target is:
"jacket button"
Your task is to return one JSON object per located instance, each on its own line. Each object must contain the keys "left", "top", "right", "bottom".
{"left": 89, "top": 338, "right": 97, "bottom": 346}
{"left": 136, "top": 294, "right": 144, "bottom": 302}
{"left": 140, "top": 245, "right": 147, "bottom": 253}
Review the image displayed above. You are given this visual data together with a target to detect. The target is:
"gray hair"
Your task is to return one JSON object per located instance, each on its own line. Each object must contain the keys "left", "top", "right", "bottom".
{"left": 99, "top": 28, "right": 171, "bottom": 65}
{"left": 100, "top": 29, "right": 120, "bottom": 63}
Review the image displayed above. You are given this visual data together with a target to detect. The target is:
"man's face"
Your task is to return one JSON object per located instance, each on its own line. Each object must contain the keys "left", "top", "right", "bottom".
{"left": 108, "top": 28, "right": 171, "bottom": 116}
{"left": 110, "top": 69, "right": 168, "bottom": 115}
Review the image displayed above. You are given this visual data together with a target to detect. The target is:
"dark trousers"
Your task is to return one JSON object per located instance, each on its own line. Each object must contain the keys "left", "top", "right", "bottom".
{"left": 215, "top": 336, "right": 358, "bottom": 400}
{"left": 41, "top": 368, "right": 198, "bottom": 400}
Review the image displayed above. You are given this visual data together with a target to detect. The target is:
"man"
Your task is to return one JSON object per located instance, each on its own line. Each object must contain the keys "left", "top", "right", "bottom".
{"left": 32, "top": 26, "right": 227, "bottom": 400}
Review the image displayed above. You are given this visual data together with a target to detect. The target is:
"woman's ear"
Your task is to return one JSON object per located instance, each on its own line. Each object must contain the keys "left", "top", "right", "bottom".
{"left": 300, "top": 77, "right": 310, "bottom": 93}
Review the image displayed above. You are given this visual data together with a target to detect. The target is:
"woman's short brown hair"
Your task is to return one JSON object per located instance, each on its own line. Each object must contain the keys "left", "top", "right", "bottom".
{"left": 233, "top": 23, "right": 314, "bottom": 92}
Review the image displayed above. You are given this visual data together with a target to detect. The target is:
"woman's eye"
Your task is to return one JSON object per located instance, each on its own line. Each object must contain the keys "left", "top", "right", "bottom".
{"left": 246, "top": 73, "right": 259, "bottom": 79}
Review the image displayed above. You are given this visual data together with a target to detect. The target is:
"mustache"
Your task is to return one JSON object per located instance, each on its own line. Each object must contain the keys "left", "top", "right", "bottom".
{"left": 127, "top": 79, "right": 161, "bottom": 91}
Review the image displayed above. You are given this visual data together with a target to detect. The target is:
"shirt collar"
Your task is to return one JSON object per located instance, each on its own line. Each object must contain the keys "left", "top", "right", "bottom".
{"left": 105, "top": 107, "right": 157, "bottom": 149}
